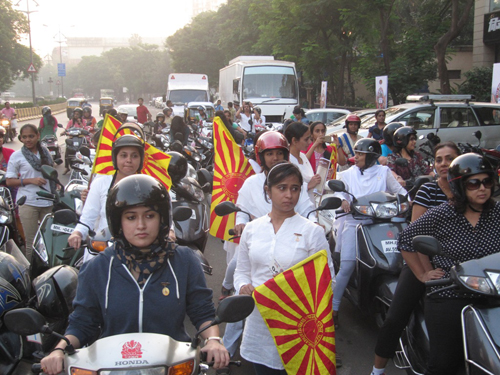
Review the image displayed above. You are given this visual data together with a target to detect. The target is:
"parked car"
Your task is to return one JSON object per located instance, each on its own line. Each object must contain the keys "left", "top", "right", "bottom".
{"left": 305, "top": 108, "right": 350, "bottom": 124}
{"left": 357, "top": 95, "right": 500, "bottom": 148}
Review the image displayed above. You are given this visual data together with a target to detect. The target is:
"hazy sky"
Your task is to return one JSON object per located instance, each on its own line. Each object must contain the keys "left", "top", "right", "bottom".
{"left": 13, "top": 0, "right": 192, "bottom": 56}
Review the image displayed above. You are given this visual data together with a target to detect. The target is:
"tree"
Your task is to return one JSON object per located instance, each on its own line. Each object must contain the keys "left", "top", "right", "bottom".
{"left": 0, "top": 0, "right": 42, "bottom": 92}
{"left": 433, "top": 0, "right": 474, "bottom": 94}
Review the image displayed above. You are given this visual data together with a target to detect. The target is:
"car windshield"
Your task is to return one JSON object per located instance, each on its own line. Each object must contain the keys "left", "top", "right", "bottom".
{"left": 169, "top": 90, "right": 208, "bottom": 105}
{"left": 307, "top": 111, "right": 346, "bottom": 123}
{"left": 68, "top": 100, "right": 80, "bottom": 107}
{"left": 101, "top": 99, "right": 112, "bottom": 105}
{"left": 118, "top": 107, "right": 137, "bottom": 116}
{"left": 242, "top": 66, "right": 297, "bottom": 100}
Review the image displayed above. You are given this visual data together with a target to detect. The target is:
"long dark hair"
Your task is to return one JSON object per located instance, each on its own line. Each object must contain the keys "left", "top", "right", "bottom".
{"left": 264, "top": 162, "right": 303, "bottom": 203}
{"left": 284, "top": 122, "right": 309, "bottom": 145}
{"left": 433, "top": 141, "right": 460, "bottom": 158}
{"left": 20, "top": 124, "right": 52, "bottom": 166}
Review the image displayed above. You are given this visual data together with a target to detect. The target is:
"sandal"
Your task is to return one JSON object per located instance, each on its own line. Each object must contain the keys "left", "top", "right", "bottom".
{"left": 219, "top": 286, "right": 233, "bottom": 301}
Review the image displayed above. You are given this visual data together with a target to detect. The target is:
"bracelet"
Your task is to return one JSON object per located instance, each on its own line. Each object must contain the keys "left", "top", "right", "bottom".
{"left": 50, "top": 347, "right": 65, "bottom": 354}
{"left": 20, "top": 178, "right": 24, "bottom": 187}
{"left": 204, "top": 336, "right": 223, "bottom": 346}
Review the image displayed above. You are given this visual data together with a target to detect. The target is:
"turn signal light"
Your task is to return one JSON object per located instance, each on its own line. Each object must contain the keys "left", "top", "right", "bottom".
{"left": 70, "top": 368, "right": 97, "bottom": 375}
{"left": 168, "top": 359, "right": 195, "bottom": 375}
{"left": 91, "top": 240, "right": 107, "bottom": 252}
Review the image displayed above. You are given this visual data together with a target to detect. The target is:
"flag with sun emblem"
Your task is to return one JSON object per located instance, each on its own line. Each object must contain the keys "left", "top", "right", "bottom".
{"left": 253, "top": 250, "right": 336, "bottom": 374}
{"left": 209, "top": 116, "right": 254, "bottom": 241}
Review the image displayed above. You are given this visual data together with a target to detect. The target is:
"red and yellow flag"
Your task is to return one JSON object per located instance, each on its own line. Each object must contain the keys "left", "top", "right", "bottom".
{"left": 92, "top": 114, "right": 172, "bottom": 190}
{"left": 329, "top": 143, "right": 338, "bottom": 180}
{"left": 209, "top": 117, "right": 254, "bottom": 241}
{"left": 253, "top": 250, "right": 336, "bottom": 374}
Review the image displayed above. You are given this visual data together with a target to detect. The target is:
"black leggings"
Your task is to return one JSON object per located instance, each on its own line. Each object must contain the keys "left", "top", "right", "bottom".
{"left": 424, "top": 297, "right": 470, "bottom": 375}
{"left": 375, "top": 265, "right": 425, "bottom": 358}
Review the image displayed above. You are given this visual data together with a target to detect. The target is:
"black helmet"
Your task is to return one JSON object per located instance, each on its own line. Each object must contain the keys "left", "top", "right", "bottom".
{"left": 354, "top": 138, "right": 382, "bottom": 169}
{"left": 42, "top": 106, "right": 51, "bottom": 116}
{"left": 106, "top": 175, "right": 172, "bottom": 246}
{"left": 167, "top": 151, "right": 188, "bottom": 184}
{"left": 448, "top": 153, "right": 496, "bottom": 202}
{"left": 156, "top": 112, "right": 165, "bottom": 120}
{"left": 73, "top": 107, "right": 83, "bottom": 116}
{"left": 111, "top": 135, "right": 145, "bottom": 172}
{"left": 83, "top": 106, "right": 92, "bottom": 115}
{"left": 0, "top": 252, "right": 30, "bottom": 317}
{"left": 393, "top": 126, "right": 417, "bottom": 149}
{"left": 382, "top": 122, "right": 404, "bottom": 146}
{"left": 33, "top": 265, "right": 78, "bottom": 319}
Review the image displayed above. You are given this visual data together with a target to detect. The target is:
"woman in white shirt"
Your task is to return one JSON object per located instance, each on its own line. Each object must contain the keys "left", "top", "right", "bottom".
{"left": 284, "top": 121, "right": 321, "bottom": 201}
{"left": 67, "top": 135, "right": 145, "bottom": 255}
{"left": 234, "top": 162, "right": 334, "bottom": 374}
{"left": 6, "top": 124, "right": 54, "bottom": 261}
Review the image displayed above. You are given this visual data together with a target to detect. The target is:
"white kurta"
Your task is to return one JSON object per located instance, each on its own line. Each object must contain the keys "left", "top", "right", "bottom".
{"left": 289, "top": 152, "right": 315, "bottom": 202}
{"left": 234, "top": 213, "right": 334, "bottom": 369}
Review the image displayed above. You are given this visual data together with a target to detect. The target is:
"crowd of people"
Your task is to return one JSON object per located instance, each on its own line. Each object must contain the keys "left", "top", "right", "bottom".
{"left": 2, "top": 98, "right": 498, "bottom": 375}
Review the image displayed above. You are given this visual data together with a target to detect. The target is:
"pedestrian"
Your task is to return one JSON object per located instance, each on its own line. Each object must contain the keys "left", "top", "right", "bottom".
{"left": 6, "top": 124, "right": 54, "bottom": 261}
{"left": 136, "top": 97, "right": 151, "bottom": 124}
{"left": 367, "top": 110, "right": 386, "bottom": 141}
{"left": 227, "top": 102, "right": 236, "bottom": 122}
{"left": 163, "top": 107, "right": 174, "bottom": 125}
{"left": 214, "top": 99, "right": 223, "bottom": 111}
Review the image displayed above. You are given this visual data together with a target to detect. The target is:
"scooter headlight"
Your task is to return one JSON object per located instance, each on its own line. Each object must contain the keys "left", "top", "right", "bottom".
{"left": 486, "top": 272, "right": 500, "bottom": 294}
{"left": 1, "top": 119, "right": 9, "bottom": 126}
{"left": 0, "top": 207, "right": 11, "bottom": 224}
{"left": 34, "top": 233, "right": 48, "bottom": 263}
{"left": 459, "top": 276, "right": 495, "bottom": 295}
{"left": 355, "top": 201, "right": 400, "bottom": 218}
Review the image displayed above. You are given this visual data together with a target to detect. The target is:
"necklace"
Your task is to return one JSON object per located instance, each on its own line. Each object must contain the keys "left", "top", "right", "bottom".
{"left": 468, "top": 205, "right": 483, "bottom": 213}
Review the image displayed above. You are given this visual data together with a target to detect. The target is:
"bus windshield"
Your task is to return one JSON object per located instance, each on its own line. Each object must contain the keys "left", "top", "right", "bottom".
{"left": 242, "top": 66, "right": 297, "bottom": 100}
{"left": 169, "top": 90, "right": 208, "bottom": 105}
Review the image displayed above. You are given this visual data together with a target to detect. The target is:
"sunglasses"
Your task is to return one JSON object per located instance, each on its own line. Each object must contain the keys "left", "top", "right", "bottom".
{"left": 465, "top": 177, "right": 494, "bottom": 191}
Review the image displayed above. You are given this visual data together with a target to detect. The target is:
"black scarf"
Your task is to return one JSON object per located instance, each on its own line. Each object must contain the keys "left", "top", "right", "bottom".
{"left": 21, "top": 145, "right": 56, "bottom": 193}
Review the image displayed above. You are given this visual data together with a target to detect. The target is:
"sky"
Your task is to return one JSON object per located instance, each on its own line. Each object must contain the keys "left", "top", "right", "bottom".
{"left": 13, "top": 0, "right": 193, "bottom": 57}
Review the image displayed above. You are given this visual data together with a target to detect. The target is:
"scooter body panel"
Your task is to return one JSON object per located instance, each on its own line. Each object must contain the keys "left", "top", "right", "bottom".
{"left": 172, "top": 200, "right": 209, "bottom": 252}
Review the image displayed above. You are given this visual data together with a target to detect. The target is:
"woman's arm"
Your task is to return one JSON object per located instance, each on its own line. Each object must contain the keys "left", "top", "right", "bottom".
{"left": 199, "top": 323, "right": 229, "bottom": 369}
{"left": 40, "top": 335, "right": 81, "bottom": 375}
{"left": 6, "top": 177, "right": 46, "bottom": 188}
{"left": 234, "top": 227, "right": 253, "bottom": 295}
{"left": 411, "top": 204, "right": 428, "bottom": 222}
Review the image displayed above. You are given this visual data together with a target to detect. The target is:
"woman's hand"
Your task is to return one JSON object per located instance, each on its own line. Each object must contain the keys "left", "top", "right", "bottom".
{"left": 80, "top": 188, "right": 89, "bottom": 203}
{"left": 419, "top": 268, "right": 445, "bottom": 283}
{"left": 233, "top": 224, "right": 246, "bottom": 237}
{"left": 27, "top": 177, "right": 47, "bottom": 187}
{"left": 307, "top": 174, "right": 321, "bottom": 190}
{"left": 169, "top": 228, "right": 176, "bottom": 242}
{"left": 40, "top": 349, "right": 65, "bottom": 375}
{"left": 332, "top": 134, "right": 340, "bottom": 147}
{"left": 239, "top": 283, "right": 255, "bottom": 296}
{"left": 201, "top": 340, "right": 230, "bottom": 369}
{"left": 314, "top": 136, "right": 324, "bottom": 148}
{"left": 68, "top": 231, "right": 83, "bottom": 249}
{"left": 395, "top": 175, "right": 406, "bottom": 187}
{"left": 341, "top": 199, "right": 350, "bottom": 213}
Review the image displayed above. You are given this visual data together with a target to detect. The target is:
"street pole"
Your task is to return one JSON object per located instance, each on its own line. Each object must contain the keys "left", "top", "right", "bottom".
{"left": 16, "top": 0, "right": 38, "bottom": 105}
{"left": 56, "top": 26, "right": 65, "bottom": 98}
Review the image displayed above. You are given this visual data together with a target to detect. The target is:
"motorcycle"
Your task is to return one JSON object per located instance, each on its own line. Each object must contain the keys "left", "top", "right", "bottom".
{"left": 40, "top": 133, "right": 64, "bottom": 166}
{"left": 30, "top": 166, "right": 86, "bottom": 278}
{"left": 396, "top": 236, "right": 500, "bottom": 375}
{"left": 170, "top": 163, "right": 213, "bottom": 275}
{"left": 6, "top": 295, "right": 254, "bottom": 375}
{"left": 0, "top": 115, "right": 15, "bottom": 143}
{"left": 68, "top": 146, "right": 94, "bottom": 183}
{"left": 191, "top": 123, "right": 214, "bottom": 171}
{"left": 63, "top": 127, "right": 92, "bottom": 174}
{"left": 0, "top": 172, "right": 26, "bottom": 249}
{"left": 327, "top": 179, "right": 411, "bottom": 326}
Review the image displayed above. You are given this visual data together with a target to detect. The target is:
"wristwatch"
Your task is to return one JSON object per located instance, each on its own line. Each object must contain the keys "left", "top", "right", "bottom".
{"left": 204, "top": 336, "right": 223, "bottom": 345}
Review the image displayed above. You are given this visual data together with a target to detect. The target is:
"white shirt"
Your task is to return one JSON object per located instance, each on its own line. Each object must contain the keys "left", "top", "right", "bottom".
{"left": 75, "top": 174, "right": 113, "bottom": 238}
{"left": 6, "top": 150, "right": 52, "bottom": 207}
{"left": 251, "top": 114, "right": 266, "bottom": 128}
{"left": 239, "top": 113, "right": 252, "bottom": 132}
{"left": 290, "top": 153, "right": 316, "bottom": 202}
{"left": 234, "top": 213, "right": 334, "bottom": 369}
{"left": 332, "top": 165, "right": 407, "bottom": 202}
{"left": 235, "top": 173, "right": 315, "bottom": 226}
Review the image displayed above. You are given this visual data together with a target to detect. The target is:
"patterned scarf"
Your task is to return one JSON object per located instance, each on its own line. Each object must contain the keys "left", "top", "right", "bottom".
{"left": 115, "top": 240, "right": 176, "bottom": 287}
{"left": 21, "top": 144, "right": 56, "bottom": 193}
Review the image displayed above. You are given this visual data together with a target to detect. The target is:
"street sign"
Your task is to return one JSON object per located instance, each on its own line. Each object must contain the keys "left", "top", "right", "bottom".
{"left": 58, "top": 63, "right": 66, "bottom": 77}
{"left": 27, "top": 63, "right": 37, "bottom": 73}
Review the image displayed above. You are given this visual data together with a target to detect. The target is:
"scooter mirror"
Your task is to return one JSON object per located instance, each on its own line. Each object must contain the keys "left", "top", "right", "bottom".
{"left": 215, "top": 295, "right": 255, "bottom": 324}
{"left": 41, "top": 165, "right": 58, "bottom": 181}
{"left": 327, "top": 180, "right": 346, "bottom": 192}
{"left": 317, "top": 197, "right": 342, "bottom": 211}
{"left": 412, "top": 235, "right": 443, "bottom": 257}
{"left": 473, "top": 130, "right": 482, "bottom": 141}
{"left": 174, "top": 132, "right": 184, "bottom": 141}
{"left": 54, "top": 158, "right": 63, "bottom": 165}
{"left": 427, "top": 133, "right": 435, "bottom": 140}
{"left": 4, "top": 308, "right": 46, "bottom": 336}
{"left": 214, "top": 201, "right": 240, "bottom": 216}
{"left": 17, "top": 196, "right": 27, "bottom": 206}
{"left": 57, "top": 123, "right": 63, "bottom": 128}
{"left": 173, "top": 206, "right": 193, "bottom": 222}
{"left": 395, "top": 158, "right": 409, "bottom": 168}
{"left": 79, "top": 146, "right": 91, "bottom": 158}
{"left": 54, "top": 209, "right": 79, "bottom": 225}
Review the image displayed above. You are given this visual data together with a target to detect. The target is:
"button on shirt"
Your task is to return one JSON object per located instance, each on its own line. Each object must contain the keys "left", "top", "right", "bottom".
{"left": 6, "top": 150, "right": 52, "bottom": 207}
{"left": 234, "top": 213, "right": 334, "bottom": 369}
{"left": 399, "top": 202, "right": 500, "bottom": 298}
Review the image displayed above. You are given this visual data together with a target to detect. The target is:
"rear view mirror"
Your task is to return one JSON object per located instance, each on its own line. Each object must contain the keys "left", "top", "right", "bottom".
{"left": 214, "top": 201, "right": 240, "bottom": 216}
{"left": 173, "top": 206, "right": 193, "bottom": 222}
{"left": 327, "top": 180, "right": 346, "bottom": 192}
{"left": 41, "top": 165, "right": 58, "bottom": 181}
{"left": 54, "top": 209, "right": 79, "bottom": 225}
{"left": 317, "top": 197, "right": 342, "bottom": 211}
{"left": 412, "top": 236, "right": 443, "bottom": 257}
{"left": 4, "top": 308, "right": 46, "bottom": 336}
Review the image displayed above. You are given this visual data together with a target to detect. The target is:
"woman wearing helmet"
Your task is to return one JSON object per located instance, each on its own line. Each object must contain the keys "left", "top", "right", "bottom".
{"left": 162, "top": 106, "right": 174, "bottom": 125}
{"left": 399, "top": 153, "right": 500, "bottom": 375}
{"left": 152, "top": 112, "right": 167, "bottom": 148}
{"left": 38, "top": 106, "right": 59, "bottom": 140}
{"left": 82, "top": 106, "right": 96, "bottom": 128}
{"left": 66, "top": 107, "right": 83, "bottom": 129}
{"left": 41, "top": 175, "right": 229, "bottom": 375}
{"left": 63, "top": 107, "right": 95, "bottom": 174}
{"left": 387, "top": 126, "right": 433, "bottom": 184}
{"left": 337, "top": 114, "right": 363, "bottom": 172}
{"left": 331, "top": 138, "right": 407, "bottom": 328}
{"left": 67, "top": 134, "right": 145, "bottom": 254}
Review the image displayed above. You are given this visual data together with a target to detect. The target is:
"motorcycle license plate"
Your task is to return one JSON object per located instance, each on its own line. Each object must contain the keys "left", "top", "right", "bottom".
{"left": 51, "top": 223, "right": 74, "bottom": 234}
{"left": 50, "top": 151, "right": 56, "bottom": 155}
{"left": 73, "top": 141, "right": 80, "bottom": 146}
{"left": 381, "top": 239, "right": 399, "bottom": 253}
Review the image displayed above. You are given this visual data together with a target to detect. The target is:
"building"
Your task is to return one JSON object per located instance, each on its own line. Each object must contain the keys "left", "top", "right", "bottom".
{"left": 473, "top": 0, "right": 500, "bottom": 67}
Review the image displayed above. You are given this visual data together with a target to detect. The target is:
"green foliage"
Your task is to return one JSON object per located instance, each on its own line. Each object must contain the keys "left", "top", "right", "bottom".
{"left": 0, "top": 0, "right": 43, "bottom": 92}
{"left": 0, "top": 97, "right": 65, "bottom": 109}
{"left": 456, "top": 67, "right": 493, "bottom": 102}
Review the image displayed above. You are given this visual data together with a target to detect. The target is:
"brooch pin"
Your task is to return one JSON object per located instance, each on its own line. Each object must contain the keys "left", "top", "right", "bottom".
{"left": 161, "top": 282, "right": 170, "bottom": 296}
{"left": 294, "top": 233, "right": 302, "bottom": 242}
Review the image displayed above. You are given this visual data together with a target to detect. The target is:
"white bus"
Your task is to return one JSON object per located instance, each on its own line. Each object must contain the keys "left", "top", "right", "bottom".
{"left": 219, "top": 56, "right": 299, "bottom": 123}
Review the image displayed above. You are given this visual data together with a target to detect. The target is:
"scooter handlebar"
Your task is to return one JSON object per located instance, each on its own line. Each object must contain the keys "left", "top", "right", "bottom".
{"left": 425, "top": 278, "right": 452, "bottom": 287}
{"left": 36, "top": 190, "right": 56, "bottom": 200}
{"left": 31, "top": 363, "right": 42, "bottom": 373}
